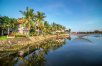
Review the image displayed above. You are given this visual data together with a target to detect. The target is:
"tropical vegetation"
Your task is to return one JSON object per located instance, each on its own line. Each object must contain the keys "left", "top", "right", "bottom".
{"left": 0, "top": 7, "right": 69, "bottom": 37}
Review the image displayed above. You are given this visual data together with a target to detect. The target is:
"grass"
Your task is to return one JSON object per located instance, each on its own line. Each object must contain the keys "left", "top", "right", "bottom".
{"left": 0, "top": 36, "right": 7, "bottom": 40}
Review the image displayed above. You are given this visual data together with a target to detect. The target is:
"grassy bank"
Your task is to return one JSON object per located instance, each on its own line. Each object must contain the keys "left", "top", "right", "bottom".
{"left": 0, "top": 34, "right": 69, "bottom": 59}
{"left": 0, "top": 36, "right": 7, "bottom": 40}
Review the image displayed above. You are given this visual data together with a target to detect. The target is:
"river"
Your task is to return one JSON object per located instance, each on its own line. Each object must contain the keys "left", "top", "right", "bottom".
{"left": 0, "top": 34, "right": 102, "bottom": 66}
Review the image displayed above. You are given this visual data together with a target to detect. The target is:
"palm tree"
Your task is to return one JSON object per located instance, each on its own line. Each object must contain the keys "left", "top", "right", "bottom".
{"left": 0, "top": 16, "right": 11, "bottom": 35}
{"left": 44, "top": 21, "right": 51, "bottom": 34}
{"left": 10, "top": 18, "right": 18, "bottom": 32}
{"left": 51, "top": 22, "right": 56, "bottom": 31}
{"left": 0, "top": 16, "right": 5, "bottom": 35}
{"left": 19, "top": 7, "right": 35, "bottom": 36}
{"left": 0, "top": 16, "right": 18, "bottom": 36}
{"left": 51, "top": 22, "right": 66, "bottom": 34}
{"left": 35, "top": 11, "right": 46, "bottom": 35}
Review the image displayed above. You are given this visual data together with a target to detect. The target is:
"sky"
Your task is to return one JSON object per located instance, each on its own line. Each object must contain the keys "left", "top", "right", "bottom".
{"left": 0, "top": 0, "right": 102, "bottom": 31}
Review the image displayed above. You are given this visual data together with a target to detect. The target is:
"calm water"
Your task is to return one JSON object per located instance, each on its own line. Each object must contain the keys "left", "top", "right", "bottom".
{"left": 0, "top": 34, "right": 102, "bottom": 66}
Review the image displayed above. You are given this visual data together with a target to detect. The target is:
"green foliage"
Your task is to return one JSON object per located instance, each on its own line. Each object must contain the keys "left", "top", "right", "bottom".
{"left": 19, "top": 7, "right": 35, "bottom": 20}
{"left": 15, "top": 33, "right": 27, "bottom": 37}
{"left": 19, "top": 7, "right": 35, "bottom": 30}
{"left": 29, "top": 29, "right": 37, "bottom": 36}
{"left": 0, "top": 16, "right": 17, "bottom": 29}
{"left": 0, "top": 7, "right": 68, "bottom": 36}
{"left": 51, "top": 22, "right": 65, "bottom": 31}
{"left": 15, "top": 35, "right": 27, "bottom": 37}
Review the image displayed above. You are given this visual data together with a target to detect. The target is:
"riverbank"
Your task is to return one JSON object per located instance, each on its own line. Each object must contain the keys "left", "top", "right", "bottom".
{"left": 0, "top": 34, "right": 69, "bottom": 52}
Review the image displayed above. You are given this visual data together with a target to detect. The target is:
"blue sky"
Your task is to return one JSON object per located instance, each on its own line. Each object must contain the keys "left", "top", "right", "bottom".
{"left": 0, "top": 0, "right": 102, "bottom": 31}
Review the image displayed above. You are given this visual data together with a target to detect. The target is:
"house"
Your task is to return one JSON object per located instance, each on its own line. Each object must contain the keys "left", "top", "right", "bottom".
{"left": 17, "top": 18, "right": 27, "bottom": 35}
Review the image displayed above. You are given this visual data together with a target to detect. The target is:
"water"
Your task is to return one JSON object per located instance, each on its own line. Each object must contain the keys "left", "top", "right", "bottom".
{"left": 45, "top": 35, "right": 102, "bottom": 66}
{"left": 0, "top": 34, "right": 102, "bottom": 66}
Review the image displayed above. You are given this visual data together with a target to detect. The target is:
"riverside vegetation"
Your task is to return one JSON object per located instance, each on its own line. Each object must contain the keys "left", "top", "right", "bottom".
{"left": 0, "top": 7, "right": 70, "bottom": 59}
{"left": 0, "top": 7, "right": 70, "bottom": 37}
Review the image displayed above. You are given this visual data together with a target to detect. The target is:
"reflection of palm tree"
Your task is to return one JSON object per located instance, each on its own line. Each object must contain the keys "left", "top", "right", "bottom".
{"left": 42, "top": 44, "right": 50, "bottom": 54}
{"left": 16, "top": 49, "right": 46, "bottom": 66}
{"left": 27, "top": 50, "right": 46, "bottom": 66}
{"left": 41, "top": 39, "right": 66, "bottom": 51}
{"left": 1, "top": 39, "right": 66, "bottom": 66}
{"left": 0, "top": 56, "right": 18, "bottom": 66}
{"left": 72, "top": 37, "right": 93, "bottom": 43}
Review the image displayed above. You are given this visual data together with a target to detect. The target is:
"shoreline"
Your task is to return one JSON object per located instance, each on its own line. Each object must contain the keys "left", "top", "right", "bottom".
{"left": 0, "top": 34, "right": 69, "bottom": 52}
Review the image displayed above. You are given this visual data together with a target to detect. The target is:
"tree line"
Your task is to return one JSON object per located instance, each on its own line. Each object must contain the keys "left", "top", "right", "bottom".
{"left": 0, "top": 7, "right": 70, "bottom": 36}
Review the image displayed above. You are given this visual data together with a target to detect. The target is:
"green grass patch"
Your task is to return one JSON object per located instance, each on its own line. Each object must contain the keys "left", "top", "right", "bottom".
{"left": 0, "top": 36, "right": 7, "bottom": 40}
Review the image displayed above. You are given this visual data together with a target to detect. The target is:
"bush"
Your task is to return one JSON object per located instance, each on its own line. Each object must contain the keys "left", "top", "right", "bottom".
{"left": 29, "top": 29, "right": 38, "bottom": 36}
{"left": 15, "top": 35, "right": 27, "bottom": 37}
{"left": 14, "top": 33, "right": 27, "bottom": 37}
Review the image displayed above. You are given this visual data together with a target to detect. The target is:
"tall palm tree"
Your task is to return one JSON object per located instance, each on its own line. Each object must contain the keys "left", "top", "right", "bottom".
{"left": 44, "top": 21, "right": 51, "bottom": 34}
{"left": 9, "top": 18, "right": 18, "bottom": 34}
{"left": 19, "top": 7, "right": 35, "bottom": 36}
{"left": 35, "top": 11, "right": 46, "bottom": 35}
{"left": 52, "top": 22, "right": 57, "bottom": 31}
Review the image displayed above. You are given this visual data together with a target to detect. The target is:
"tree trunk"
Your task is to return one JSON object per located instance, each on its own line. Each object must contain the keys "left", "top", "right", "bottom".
{"left": 2, "top": 30, "right": 4, "bottom": 36}
{"left": 8, "top": 27, "right": 10, "bottom": 35}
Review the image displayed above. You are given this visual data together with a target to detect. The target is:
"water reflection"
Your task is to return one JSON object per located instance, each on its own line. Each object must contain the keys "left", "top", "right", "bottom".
{"left": 0, "top": 56, "right": 17, "bottom": 66}
{"left": 15, "top": 51, "right": 46, "bottom": 66}
{"left": 72, "top": 37, "right": 93, "bottom": 43}
{"left": 0, "top": 35, "right": 102, "bottom": 66}
{"left": 0, "top": 38, "right": 69, "bottom": 66}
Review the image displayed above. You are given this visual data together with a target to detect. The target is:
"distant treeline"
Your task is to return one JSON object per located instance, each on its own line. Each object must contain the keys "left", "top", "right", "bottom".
{"left": 73, "top": 30, "right": 102, "bottom": 34}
